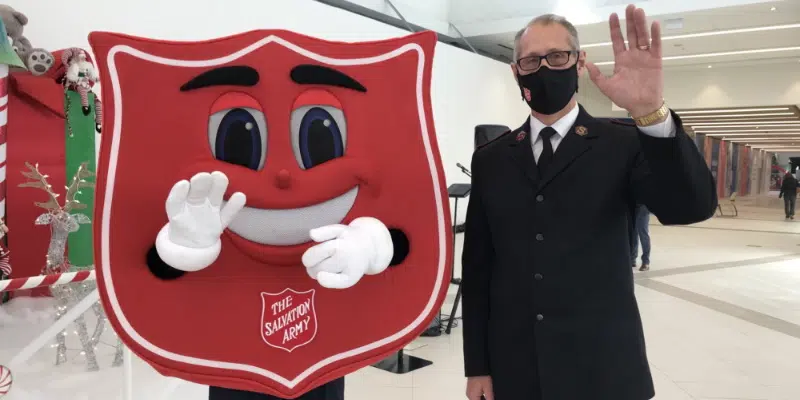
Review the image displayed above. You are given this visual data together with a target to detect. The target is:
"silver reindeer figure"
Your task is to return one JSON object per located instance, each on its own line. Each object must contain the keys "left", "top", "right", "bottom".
{"left": 19, "top": 162, "right": 101, "bottom": 371}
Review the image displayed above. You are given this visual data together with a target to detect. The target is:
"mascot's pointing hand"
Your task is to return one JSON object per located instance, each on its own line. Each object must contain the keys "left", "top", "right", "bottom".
{"left": 156, "top": 171, "right": 246, "bottom": 272}
{"left": 302, "top": 218, "right": 394, "bottom": 289}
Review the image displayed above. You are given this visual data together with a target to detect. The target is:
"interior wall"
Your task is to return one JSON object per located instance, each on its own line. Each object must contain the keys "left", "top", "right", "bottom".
{"left": 6, "top": 0, "right": 530, "bottom": 224}
{"left": 577, "top": 73, "right": 629, "bottom": 118}
{"left": 661, "top": 62, "right": 800, "bottom": 109}
{"left": 578, "top": 61, "right": 800, "bottom": 117}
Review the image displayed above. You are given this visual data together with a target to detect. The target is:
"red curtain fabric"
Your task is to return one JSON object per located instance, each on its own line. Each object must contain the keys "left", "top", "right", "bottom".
{"left": 717, "top": 141, "right": 728, "bottom": 199}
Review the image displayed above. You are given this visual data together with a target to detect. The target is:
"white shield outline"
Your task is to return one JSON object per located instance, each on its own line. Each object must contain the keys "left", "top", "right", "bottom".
{"left": 98, "top": 33, "right": 449, "bottom": 390}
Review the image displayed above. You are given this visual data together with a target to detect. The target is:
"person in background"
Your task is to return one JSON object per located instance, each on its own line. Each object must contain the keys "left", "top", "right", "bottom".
{"left": 630, "top": 205, "right": 651, "bottom": 271}
{"left": 779, "top": 172, "right": 798, "bottom": 220}
{"left": 461, "top": 5, "right": 717, "bottom": 400}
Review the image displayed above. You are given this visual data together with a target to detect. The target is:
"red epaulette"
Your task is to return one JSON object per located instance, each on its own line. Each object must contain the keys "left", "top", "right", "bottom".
{"left": 475, "top": 130, "right": 512, "bottom": 152}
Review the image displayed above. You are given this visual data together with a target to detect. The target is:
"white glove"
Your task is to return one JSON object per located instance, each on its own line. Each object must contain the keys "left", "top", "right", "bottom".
{"left": 155, "top": 171, "right": 246, "bottom": 272}
{"left": 302, "top": 217, "right": 394, "bottom": 289}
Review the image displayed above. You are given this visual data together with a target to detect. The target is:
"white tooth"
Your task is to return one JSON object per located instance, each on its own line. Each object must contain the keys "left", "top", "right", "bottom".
{"left": 224, "top": 187, "right": 359, "bottom": 246}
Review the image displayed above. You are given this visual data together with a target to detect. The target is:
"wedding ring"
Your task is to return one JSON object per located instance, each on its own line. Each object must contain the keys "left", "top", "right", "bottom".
{"left": 638, "top": 44, "right": 650, "bottom": 50}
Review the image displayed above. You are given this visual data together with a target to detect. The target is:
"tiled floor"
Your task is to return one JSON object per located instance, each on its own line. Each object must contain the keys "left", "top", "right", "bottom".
{"left": 3, "top": 196, "right": 800, "bottom": 399}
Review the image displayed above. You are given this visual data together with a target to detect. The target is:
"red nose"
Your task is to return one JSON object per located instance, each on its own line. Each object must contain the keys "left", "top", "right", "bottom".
{"left": 275, "top": 169, "right": 292, "bottom": 189}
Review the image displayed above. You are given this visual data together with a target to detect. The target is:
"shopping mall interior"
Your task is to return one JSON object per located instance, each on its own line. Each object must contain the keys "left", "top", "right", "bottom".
{"left": 0, "top": 0, "right": 799, "bottom": 399}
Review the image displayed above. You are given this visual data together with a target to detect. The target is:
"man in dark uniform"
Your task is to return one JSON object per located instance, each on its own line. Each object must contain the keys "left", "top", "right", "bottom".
{"left": 462, "top": 5, "right": 717, "bottom": 400}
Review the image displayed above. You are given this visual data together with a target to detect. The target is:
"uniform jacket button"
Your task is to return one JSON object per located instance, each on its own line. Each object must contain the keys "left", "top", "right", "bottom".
{"left": 536, "top": 194, "right": 544, "bottom": 202}
{"left": 536, "top": 314, "right": 544, "bottom": 321}
{"left": 535, "top": 234, "right": 544, "bottom": 241}
{"left": 534, "top": 273, "right": 543, "bottom": 280}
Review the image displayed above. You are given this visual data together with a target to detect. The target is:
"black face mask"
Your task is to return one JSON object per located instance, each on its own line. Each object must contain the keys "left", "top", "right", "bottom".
{"left": 517, "top": 63, "right": 579, "bottom": 115}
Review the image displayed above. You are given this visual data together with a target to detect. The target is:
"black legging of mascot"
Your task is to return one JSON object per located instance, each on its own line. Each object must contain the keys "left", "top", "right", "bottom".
{"left": 208, "top": 378, "right": 345, "bottom": 400}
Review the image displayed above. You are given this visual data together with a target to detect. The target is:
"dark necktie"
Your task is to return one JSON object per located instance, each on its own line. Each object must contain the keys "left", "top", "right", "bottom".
{"left": 537, "top": 127, "right": 557, "bottom": 174}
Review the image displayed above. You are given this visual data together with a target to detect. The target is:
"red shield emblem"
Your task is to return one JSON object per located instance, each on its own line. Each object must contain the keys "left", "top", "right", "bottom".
{"left": 261, "top": 289, "right": 318, "bottom": 353}
{"left": 89, "top": 29, "right": 452, "bottom": 398}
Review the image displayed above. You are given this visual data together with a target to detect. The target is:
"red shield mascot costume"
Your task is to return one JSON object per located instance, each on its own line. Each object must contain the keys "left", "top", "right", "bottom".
{"left": 88, "top": 29, "right": 452, "bottom": 398}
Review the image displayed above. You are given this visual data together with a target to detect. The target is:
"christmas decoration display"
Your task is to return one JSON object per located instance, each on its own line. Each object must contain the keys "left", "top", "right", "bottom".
{"left": 18, "top": 162, "right": 122, "bottom": 371}
{"left": 89, "top": 29, "right": 451, "bottom": 397}
{"left": 61, "top": 48, "right": 100, "bottom": 268}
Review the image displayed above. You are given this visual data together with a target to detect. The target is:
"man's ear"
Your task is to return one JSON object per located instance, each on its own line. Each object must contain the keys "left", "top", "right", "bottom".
{"left": 576, "top": 50, "right": 587, "bottom": 76}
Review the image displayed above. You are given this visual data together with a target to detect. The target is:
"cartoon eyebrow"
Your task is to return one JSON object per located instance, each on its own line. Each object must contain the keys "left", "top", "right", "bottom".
{"left": 290, "top": 65, "right": 367, "bottom": 93}
{"left": 180, "top": 66, "right": 260, "bottom": 91}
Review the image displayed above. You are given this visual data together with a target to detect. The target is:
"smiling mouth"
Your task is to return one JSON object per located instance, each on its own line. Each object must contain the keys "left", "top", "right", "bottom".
{"left": 223, "top": 188, "right": 359, "bottom": 246}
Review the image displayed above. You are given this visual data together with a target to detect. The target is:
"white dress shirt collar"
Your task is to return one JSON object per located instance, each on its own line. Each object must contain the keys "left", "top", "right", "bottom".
{"left": 529, "top": 103, "right": 580, "bottom": 143}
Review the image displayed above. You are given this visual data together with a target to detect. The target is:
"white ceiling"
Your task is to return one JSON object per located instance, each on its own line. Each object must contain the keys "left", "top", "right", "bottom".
{"left": 447, "top": 0, "right": 779, "bottom": 34}
{"left": 462, "top": 0, "right": 800, "bottom": 68}
{"left": 677, "top": 105, "right": 800, "bottom": 152}
{"left": 351, "top": 0, "right": 800, "bottom": 69}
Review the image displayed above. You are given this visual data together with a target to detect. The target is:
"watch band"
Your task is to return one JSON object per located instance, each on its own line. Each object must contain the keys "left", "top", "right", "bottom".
{"left": 633, "top": 103, "right": 669, "bottom": 127}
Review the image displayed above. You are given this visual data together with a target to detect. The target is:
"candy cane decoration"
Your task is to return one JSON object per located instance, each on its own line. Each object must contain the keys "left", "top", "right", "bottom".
{"left": 0, "top": 270, "right": 95, "bottom": 293}
{"left": 0, "top": 62, "right": 8, "bottom": 220}
{"left": 0, "top": 364, "right": 11, "bottom": 397}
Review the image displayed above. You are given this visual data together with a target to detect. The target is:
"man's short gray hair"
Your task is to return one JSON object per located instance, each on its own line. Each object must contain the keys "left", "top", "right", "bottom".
{"left": 512, "top": 14, "right": 580, "bottom": 62}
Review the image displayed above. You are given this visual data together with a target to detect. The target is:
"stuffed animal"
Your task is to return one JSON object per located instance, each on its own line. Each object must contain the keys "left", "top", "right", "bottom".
{"left": 11, "top": 34, "right": 30, "bottom": 57}
{"left": 0, "top": 5, "right": 27, "bottom": 43}
{"left": 23, "top": 47, "right": 54, "bottom": 75}
{"left": 61, "top": 47, "right": 102, "bottom": 129}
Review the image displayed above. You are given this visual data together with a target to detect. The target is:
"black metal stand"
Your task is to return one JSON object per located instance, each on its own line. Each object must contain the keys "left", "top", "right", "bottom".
{"left": 372, "top": 349, "right": 433, "bottom": 374}
{"left": 448, "top": 183, "right": 472, "bottom": 285}
{"left": 442, "top": 166, "right": 472, "bottom": 335}
{"left": 451, "top": 198, "right": 462, "bottom": 285}
{"left": 445, "top": 281, "right": 463, "bottom": 334}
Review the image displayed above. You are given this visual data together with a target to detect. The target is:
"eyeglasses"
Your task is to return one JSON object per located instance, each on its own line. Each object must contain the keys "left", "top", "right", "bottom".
{"left": 516, "top": 50, "right": 578, "bottom": 72}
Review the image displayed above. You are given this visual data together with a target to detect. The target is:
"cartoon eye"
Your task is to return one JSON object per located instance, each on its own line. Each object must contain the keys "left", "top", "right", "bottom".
{"left": 208, "top": 107, "right": 267, "bottom": 170}
{"left": 31, "top": 55, "right": 38, "bottom": 61}
{"left": 46, "top": 58, "right": 52, "bottom": 64}
{"left": 290, "top": 105, "right": 347, "bottom": 169}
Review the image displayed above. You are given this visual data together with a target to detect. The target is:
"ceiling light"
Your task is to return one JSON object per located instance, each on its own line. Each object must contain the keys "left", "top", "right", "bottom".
{"left": 726, "top": 137, "right": 800, "bottom": 142}
{"left": 695, "top": 129, "right": 800, "bottom": 133}
{"left": 707, "top": 65, "right": 712, "bottom": 68}
{"left": 699, "top": 131, "right": 800, "bottom": 136}
{"left": 681, "top": 112, "right": 796, "bottom": 118}
{"left": 593, "top": 46, "right": 800, "bottom": 66}
{"left": 681, "top": 118, "right": 797, "bottom": 123}
{"left": 581, "top": 23, "right": 800, "bottom": 48}
{"left": 687, "top": 121, "right": 800, "bottom": 127}
{"left": 771, "top": 6, "right": 777, "bottom": 11}
{"left": 675, "top": 107, "right": 790, "bottom": 114}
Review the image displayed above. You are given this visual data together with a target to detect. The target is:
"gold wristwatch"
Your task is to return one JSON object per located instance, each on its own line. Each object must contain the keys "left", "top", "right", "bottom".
{"left": 632, "top": 103, "right": 670, "bottom": 127}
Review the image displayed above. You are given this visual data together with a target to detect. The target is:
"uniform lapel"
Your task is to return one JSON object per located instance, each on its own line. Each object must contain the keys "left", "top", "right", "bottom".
{"left": 508, "top": 118, "right": 540, "bottom": 187}
{"left": 538, "top": 106, "right": 599, "bottom": 190}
